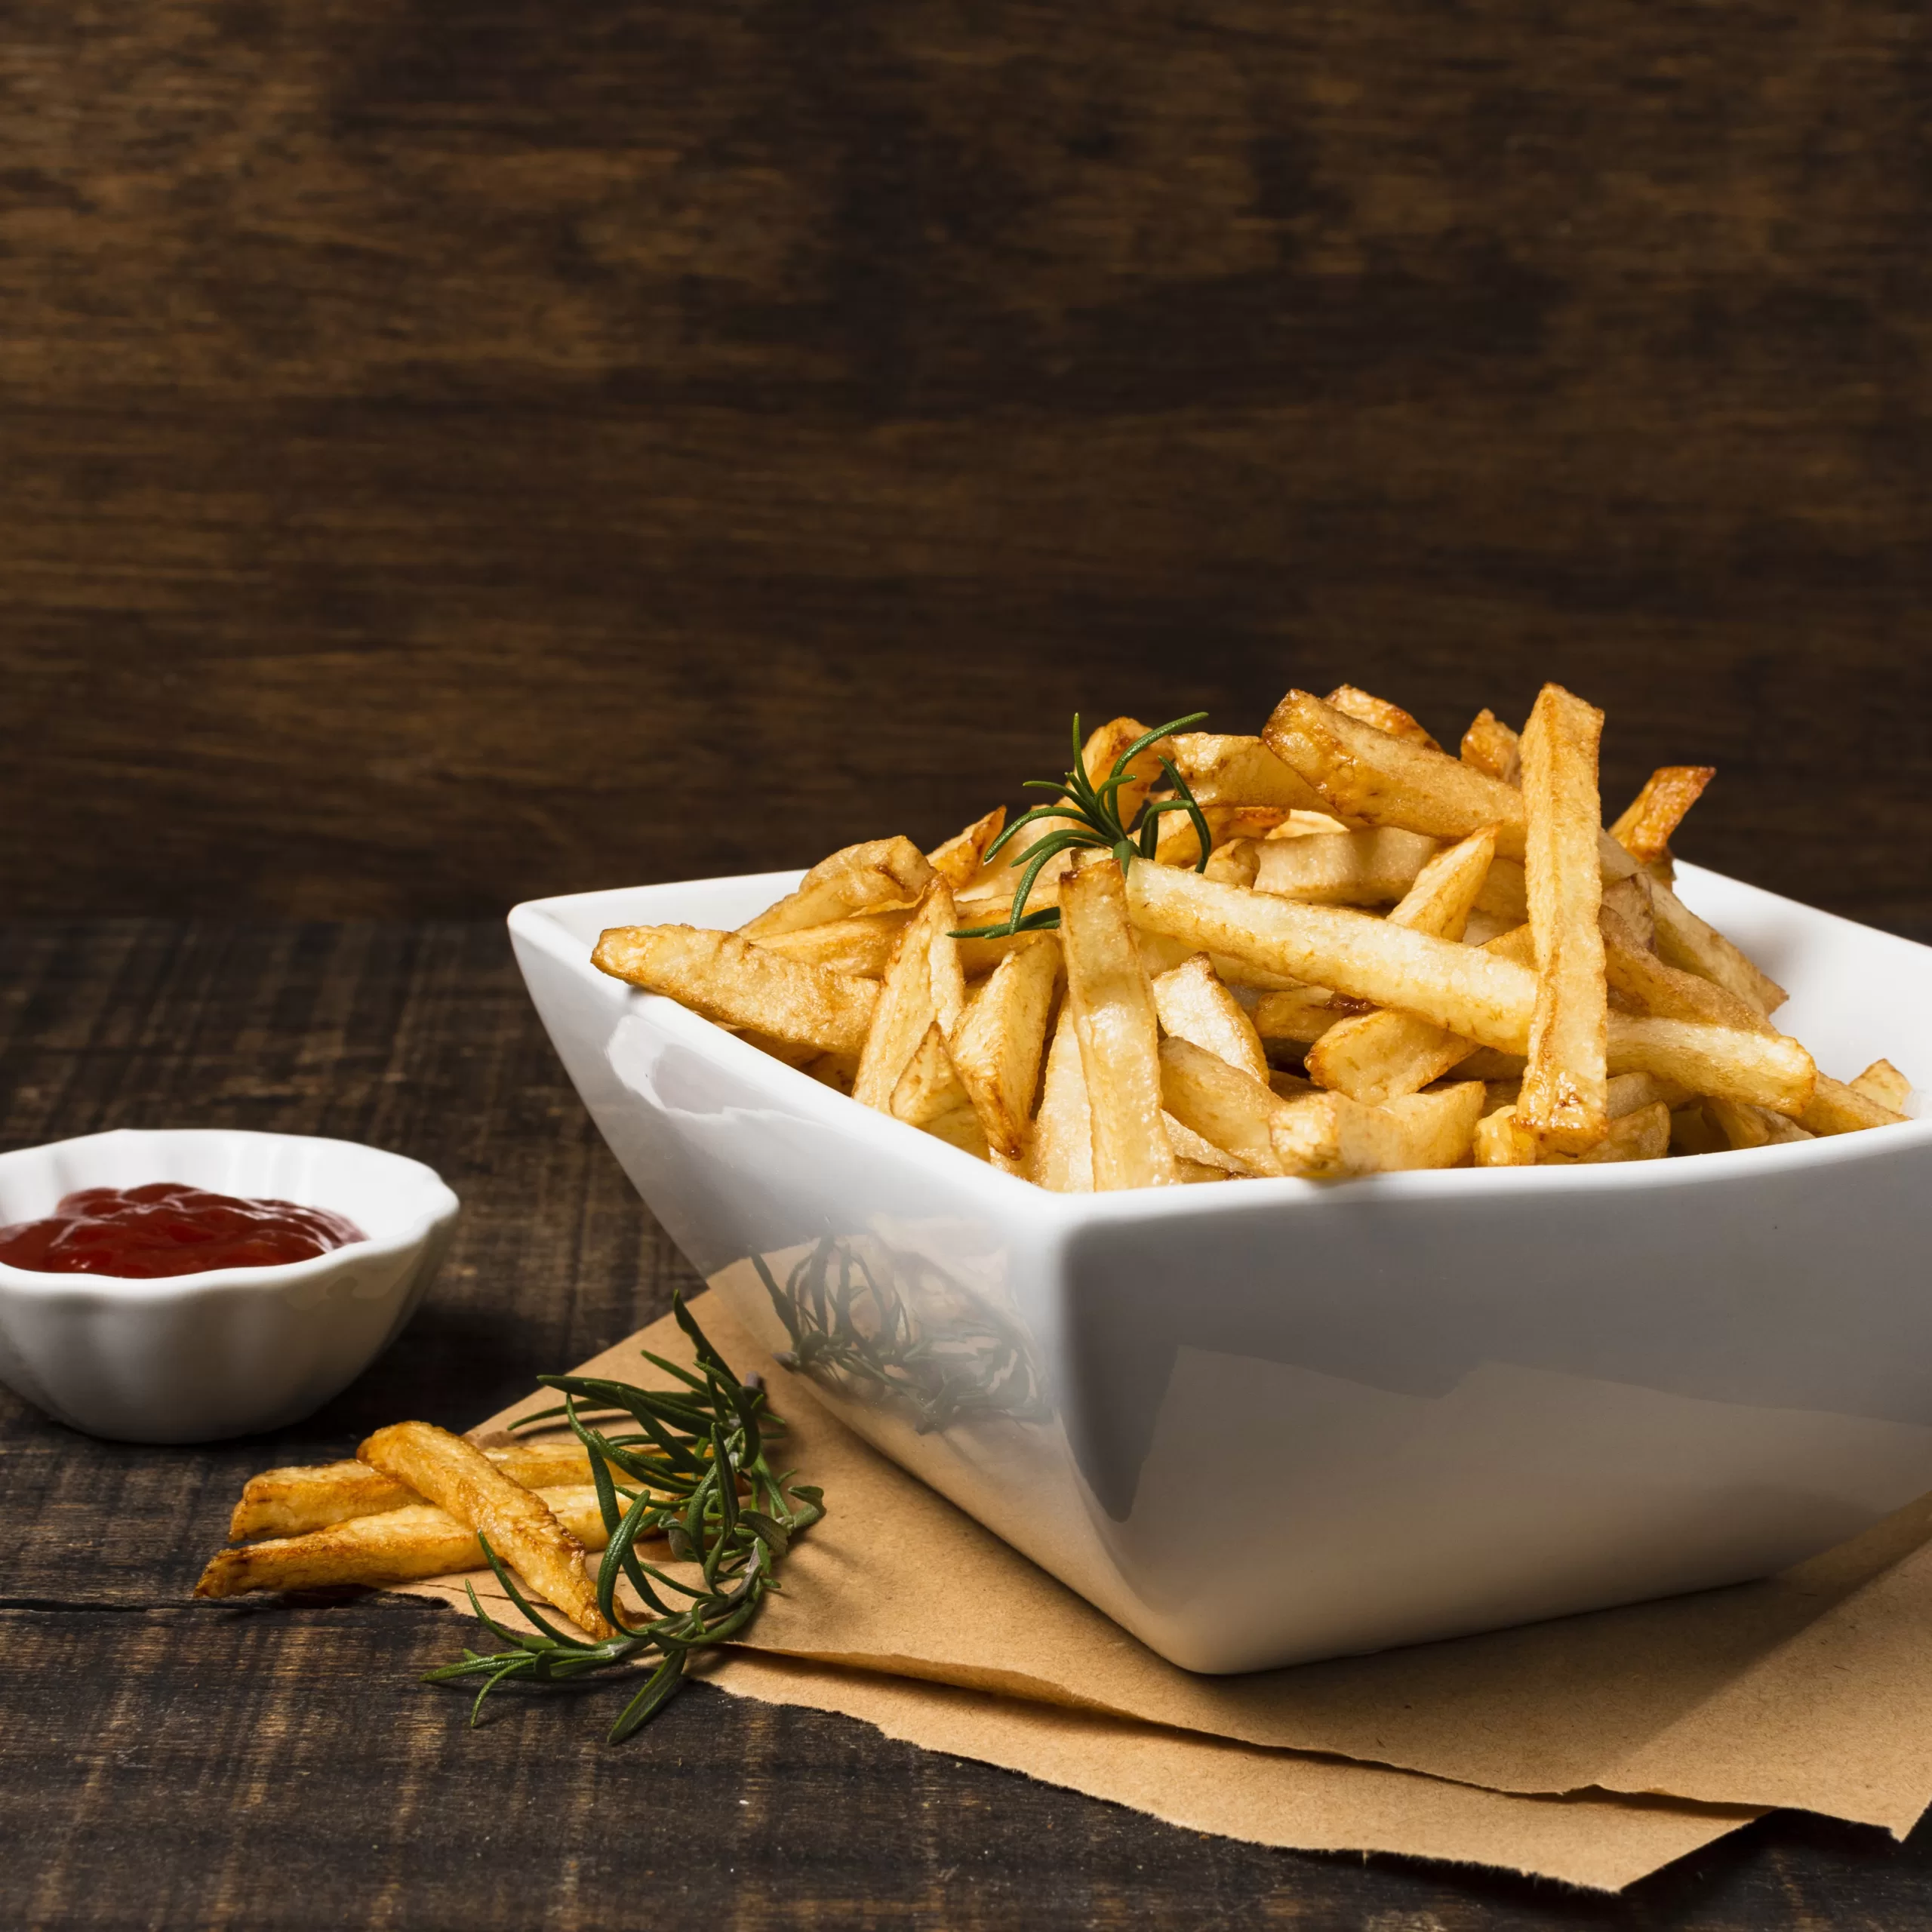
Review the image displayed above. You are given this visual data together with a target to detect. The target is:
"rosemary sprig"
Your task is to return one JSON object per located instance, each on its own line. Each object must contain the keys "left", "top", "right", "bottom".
{"left": 423, "top": 1294, "right": 824, "bottom": 1743}
{"left": 755, "top": 1238, "right": 1047, "bottom": 1435}
{"left": 951, "top": 712, "right": 1213, "bottom": 940}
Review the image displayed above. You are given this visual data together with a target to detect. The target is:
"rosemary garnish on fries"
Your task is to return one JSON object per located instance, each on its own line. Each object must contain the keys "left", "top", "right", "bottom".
{"left": 423, "top": 1294, "right": 823, "bottom": 1743}
{"left": 950, "top": 712, "right": 1213, "bottom": 940}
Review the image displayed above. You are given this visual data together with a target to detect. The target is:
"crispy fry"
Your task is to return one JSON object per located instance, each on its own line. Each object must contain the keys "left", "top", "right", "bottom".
{"left": 1150, "top": 952, "right": 1270, "bottom": 1083}
{"left": 890, "top": 1021, "right": 971, "bottom": 1128}
{"left": 852, "top": 882, "right": 962, "bottom": 1110}
{"left": 752, "top": 910, "right": 909, "bottom": 979}
{"left": 1163, "top": 732, "right": 1343, "bottom": 817}
{"left": 1605, "top": 1015, "right": 1815, "bottom": 1115}
{"left": 1251, "top": 828, "right": 1442, "bottom": 907}
{"left": 1474, "top": 1105, "right": 1536, "bottom": 1167}
{"left": 1600, "top": 873, "right": 1657, "bottom": 952}
{"left": 927, "top": 807, "right": 1007, "bottom": 888}
{"left": 1061, "top": 857, "right": 1176, "bottom": 1189}
{"left": 593, "top": 925, "right": 878, "bottom": 1057}
{"left": 358, "top": 1423, "right": 611, "bottom": 1638}
{"left": 1324, "top": 685, "right": 1441, "bottom": 749}
{"left": 1647, "top": 878, "right": 1786, "bottom": 1016}
{"left": 1517, "top": 684, "right": 1608, "bottom": 1154}
{"left": 949, "top": 934, "right": 1062, "bottom": 1159}
{"left": 1601, "top": 904, "right": 1770, "bottom": 1033}
{"left": 1158, "top": 1036, "right": 1287, "bottom": 1176}
{"left": 1128, "top": 863, "right": 1539, "bottom": 1051}
{"left": 1611, "top": 767, "right": 1715, "bottom": 865}
{"left": 1386, "top": 824, "right": 1501, "bottom": 941}
{"left": 1460, "top": 709, "right": 1521, "bottom": 784}
{"left": 1851, "top": 1058, "right": 1912, "bottom": 1112}
{"left": 197, "top": 1487, "right": 616, "bottom": 1599}
{"left": 1798, "top": 1075, "right": 1910, "bottom": 1138}
{"left": 1029, "top": 1003, "right": 1094, "bottom": 1191}
{"left": 741, "top": 836, "right": 935, "bottom": 940}
{"left": 229, "top": 1441, "right": 601, "bottom": 1543}
{"left": 1272, "top": 1081, "right": 1486, "bottom": 1179}
{"left": 1264, "top": 690, "right": 1531, "bottom": 859}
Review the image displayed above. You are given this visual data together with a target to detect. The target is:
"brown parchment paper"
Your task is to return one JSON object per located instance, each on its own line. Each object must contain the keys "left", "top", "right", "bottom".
{"left": 394, "top": 1292, "right": 1932, "bottom": 1867}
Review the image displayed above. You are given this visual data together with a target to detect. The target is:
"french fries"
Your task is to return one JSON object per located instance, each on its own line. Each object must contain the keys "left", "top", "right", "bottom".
{"left": 586, "top": 676, "right": 1908, "bottom": 1189}
{"left": 196, "top": 1487, "right": 614, "bottom": 1600}
{"left": 1517, "top": 685, "right": 1609, "bottom": 1153}
{"left": 358, "top": 1420, "right": 612, "bottom": 1638}
{"left": 1060, "top": 857, "right": 1176, "bottom": 1189}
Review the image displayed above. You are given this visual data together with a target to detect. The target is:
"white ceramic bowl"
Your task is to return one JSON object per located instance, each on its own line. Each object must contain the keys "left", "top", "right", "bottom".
{"left": 0, "top": 1130, "right": 458, "bottom": 1443}
{"left": 511, "top": 865, "right": 1932, "bottom": 1675}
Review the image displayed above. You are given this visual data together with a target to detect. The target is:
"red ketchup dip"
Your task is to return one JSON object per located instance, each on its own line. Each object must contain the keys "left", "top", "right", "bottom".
{"left": 0, "top": 1183, "right": 366, "bottom": 1279}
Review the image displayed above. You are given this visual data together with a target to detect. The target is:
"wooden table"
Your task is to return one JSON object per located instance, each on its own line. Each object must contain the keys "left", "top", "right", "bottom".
{"left": 5, "top": 917, "right": 1931, "bottom": 1930}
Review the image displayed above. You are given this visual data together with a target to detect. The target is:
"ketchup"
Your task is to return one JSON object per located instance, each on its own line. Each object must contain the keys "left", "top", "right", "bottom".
{"left": 0, "top": 1183, "right": 366, "bottom": 1278}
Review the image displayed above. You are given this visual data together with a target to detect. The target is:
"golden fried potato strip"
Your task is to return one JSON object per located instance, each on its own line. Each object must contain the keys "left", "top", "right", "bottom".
{"left": 852, "top": 882, "right": 962, "bottom": 1110}
{"left": 1324, "top": 685, "right": 1441, "bottom": 749}
{"left": 741, "top": 836, "right": 935, "bottom": 940}
{"left": 927, "top": 807, "right": 1007, "bottom": 888}
{"left": 1062, "top": 856, "right": 1176, "bottom": 1189}
{"left": 1610, "top": 767, "right": 1715, "bottom": 865}
{"left": 358, "top": 1422, "right": 611, "bottom": 1638}
{"left": 593, "top": 925, "right": 878, "bottom": 1057}
{"left": 1518, "top": 684, "right": 1609, "bottom": 1154}
{"left": 1029, "top": 1004, "right": 1094, "bottom": 1192}
{"left": 1272, "top": 1081, "right": 1487, "bottom": 1179}
{"left": 1151, "top": 952, "right": 1269, "bottom": 1084}
{"left": 1460, "top": 709, "right": 1521, "bottom": 784}
{"left": 197, "top": 1487, "right": 614, "bottom": 1600}
{"left": 950, "top": 934, "right": 1062, "bottom": 1160}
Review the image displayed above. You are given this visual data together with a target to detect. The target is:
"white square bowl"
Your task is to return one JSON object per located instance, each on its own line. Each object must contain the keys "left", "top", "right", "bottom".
{"left": 510, "top": 865, "right": 1932, "bottom": 1675}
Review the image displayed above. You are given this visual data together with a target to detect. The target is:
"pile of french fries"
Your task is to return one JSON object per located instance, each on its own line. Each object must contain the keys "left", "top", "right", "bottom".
{"left": 196, "top": 1421, "right": 628, "bottom": 1634}
{"left": 592, "top": 685, "right": 1912, "bottom": 1186}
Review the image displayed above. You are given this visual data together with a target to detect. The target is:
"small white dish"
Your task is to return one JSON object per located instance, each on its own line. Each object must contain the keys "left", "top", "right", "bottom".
{"left": 512, "top": 864, "right": 1932, "bottom": 1675}
{"left": 0, "top": 1129, "right": 458, "bottom": 1443}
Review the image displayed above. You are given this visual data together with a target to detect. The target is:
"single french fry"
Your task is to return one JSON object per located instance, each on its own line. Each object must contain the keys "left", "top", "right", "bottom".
{"left": 1252, "top": 828, "right": 1442, "bottom": 907}
{"left": 1158, "top": 1036, "right": 1287, "bottom": 1176}
{"left": 196, "top": 1486, "right": 617, "bottom": 1599}
{"left": 229, "top": 1440, "right": 605, "bottom": 1543}
{"left": 1163, "top": 732, "right": 1344, "bottom": 817}
{"left": 1030, "top": 1003, "right": 1094, "bottom": 1192}
{"left": 891, "top": 1020, "right": 971, "bottom": 1128}
{"left": 1605, "top": 1015, "right": 1815, "bottom": 1115}
{"left": 927, "top": 807, "right": 1007, "bottom": 888}
{"left": 1601, "top": 904, "right": 1770, "bottom": 1033}
{"left": 1611, "top": 767, "right": 1715, "bottom": 865}
{"left": 1647, "top": 877, "right": 1786, "bottom": 1015}
{"left": 1386, "top": 824, "right": 1501, "bottom": 941}
{"left": 1250, "top": 985, "right": 1345, "bottom": 1047}
{"left": 752, "top": 911, "right": 910, "bottom": 979}
{"left": 852, "top": 882, "right": 961, "bottom": 1110}
{"left": 1272, "top": 1081, "right": 1486, "bottom": 1178}
{"left": 592, "top": 926, "right": 878, "bottom": 1057}
{"left": 1475, "top": 1105, "right": 1536, "bottom": 1166}
{"left": 1460, "top": 709, "right": 1521, "bottom": 784}
{"left": 1264, "top": 690, "right": 1531, "bottom": 859}
{"left": 1061, "top": 857, "right": 1177, "bottom": 1189}
{"left": 1151, "top": 953, "right": 1269, "bottom": 1084}
{"left": 1128, "top": 863, "right": 1539, "bottom": 1051}
{"left": 1517, "top": 684, "right": 1609, "bottom": 1154}
{"left": 358, "top": 1423, "right": 611, "bottom": 1638}
{"left": 1324, "top": 685, "right": 1441, "bottom": 749}
{"left": 1850, "top": 1059, "right": 1912, "bottom": 1112}
{"left": 741, "top": 837, "right": 935, "bottom": 940}
{"left": 1798, "top": 1075, "right": 1909, "bottom": 1138}
{"left": 949, "top": 934, "right": 1062, "bottom": 1159}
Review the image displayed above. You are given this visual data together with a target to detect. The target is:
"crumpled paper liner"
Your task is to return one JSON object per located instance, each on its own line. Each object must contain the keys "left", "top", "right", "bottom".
{"left": 395, "top": 1293, "right": 1932, "bottom": 1888}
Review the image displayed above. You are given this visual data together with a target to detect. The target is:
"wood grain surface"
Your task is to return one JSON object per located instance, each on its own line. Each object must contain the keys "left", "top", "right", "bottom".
{"left": 2, "top": 918, "right": 1930, "bottom": 1930}
{"left": 3, "top": 4, "right": 1930, "bottom": 932}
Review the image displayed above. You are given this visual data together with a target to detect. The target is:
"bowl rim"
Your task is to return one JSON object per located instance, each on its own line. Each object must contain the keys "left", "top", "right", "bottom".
{"left": 0, "top": 1128, "right": 460, "bottom": 1300}
{"left": 509, "top": 865, "right": 1932, "bottom": 1225}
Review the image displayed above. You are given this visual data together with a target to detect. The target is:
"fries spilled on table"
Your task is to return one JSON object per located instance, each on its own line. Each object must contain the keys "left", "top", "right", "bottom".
{"left": 589, "top": 688, "right": 1913, "bottom": 1191}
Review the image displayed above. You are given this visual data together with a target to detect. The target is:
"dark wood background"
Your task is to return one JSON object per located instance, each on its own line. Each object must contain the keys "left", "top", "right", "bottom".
{"left": 7, "top": 2, "right": 1932, "bottom": 1926}
{"left": 4, "top": 1, "right": 1930, "bottom": 933}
